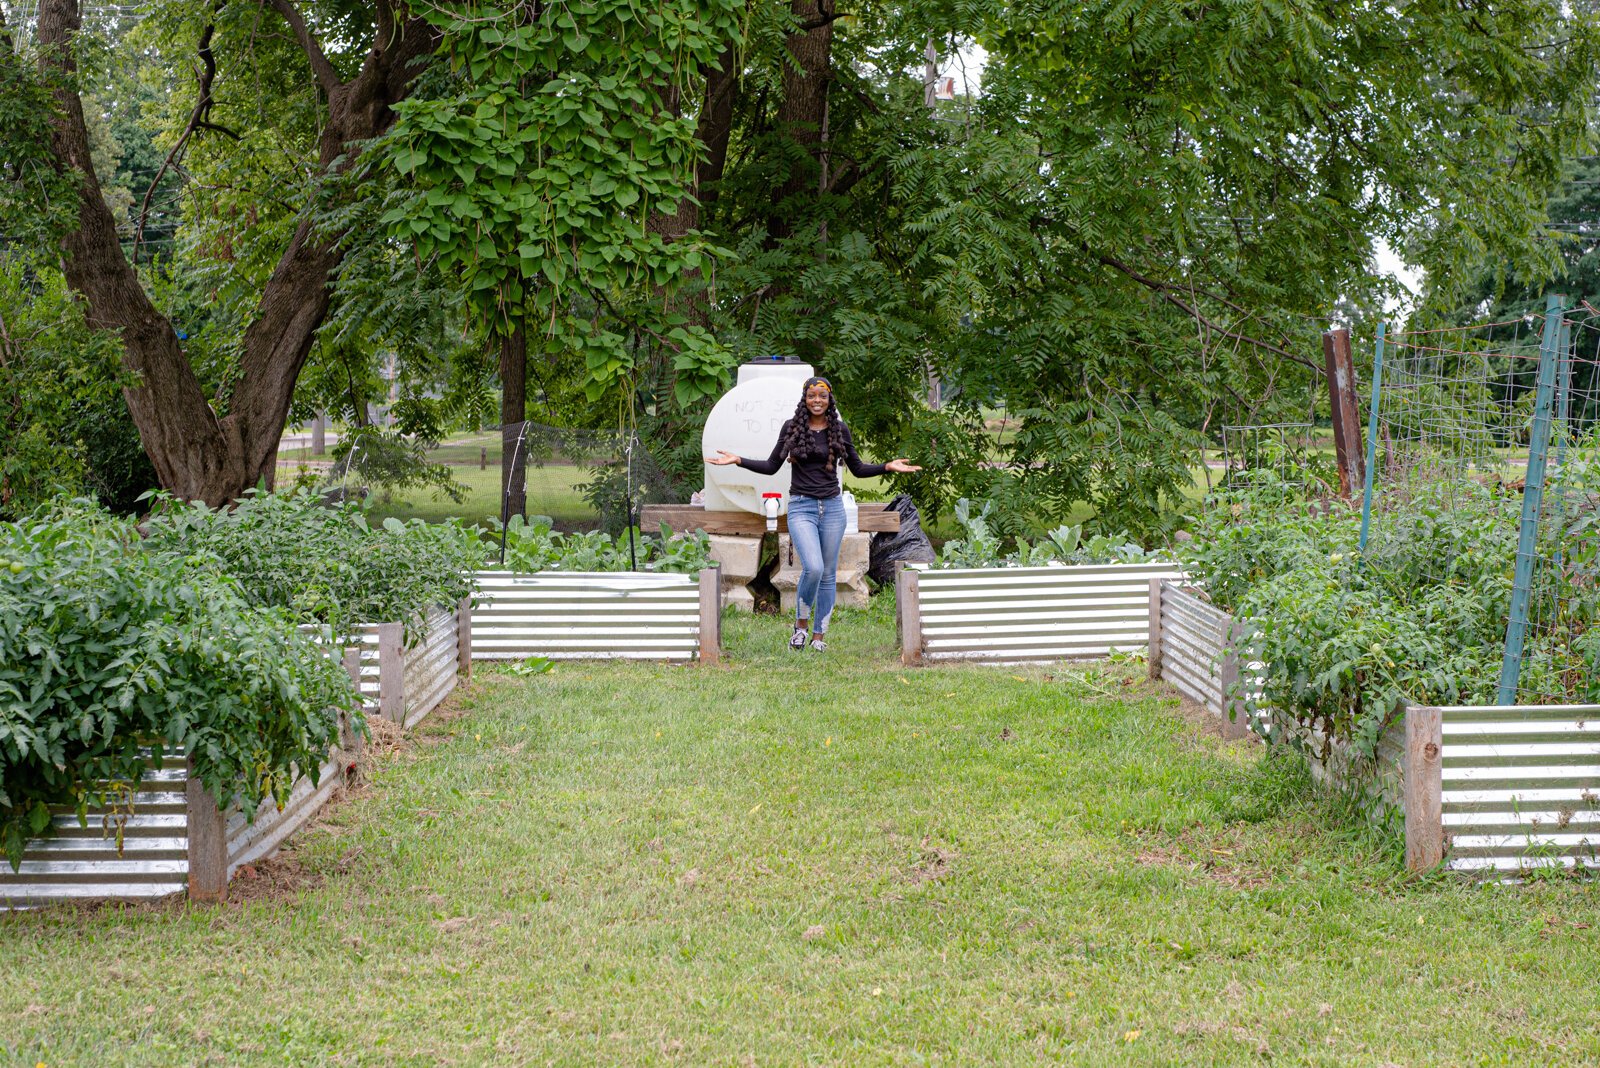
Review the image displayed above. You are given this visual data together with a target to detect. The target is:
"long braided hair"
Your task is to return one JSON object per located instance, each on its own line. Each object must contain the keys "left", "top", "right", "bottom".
{"left": 779, "top": 377, "right": 849, "bottom": 473}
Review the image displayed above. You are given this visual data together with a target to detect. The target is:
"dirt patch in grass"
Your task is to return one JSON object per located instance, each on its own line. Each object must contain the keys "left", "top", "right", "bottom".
{"left": 225, "top": 703, "right": 441, "bottom": 907}
{"left": 1163, "top": 693, "right": 1251, "bottom": 743}
{"left": 227, "top": 849, "right": 327, "bottom": 903}
{"left": 358, "top": 715, "right": 407, "bottom": 765}
{"left": 1132, "top": 828, "right": 1275, "bottom": 891}
{"left": 907, "top": 837, "right": 959, "bottom": 885}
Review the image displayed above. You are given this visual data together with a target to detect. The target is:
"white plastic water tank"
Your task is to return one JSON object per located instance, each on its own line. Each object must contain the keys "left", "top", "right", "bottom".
{"left": 702, "top": 359, "right": 814, "bottom": 513}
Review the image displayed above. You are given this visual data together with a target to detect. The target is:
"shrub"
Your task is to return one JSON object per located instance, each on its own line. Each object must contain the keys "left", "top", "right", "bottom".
{"left": 0, "top": 504, "right": 358, "bottom": 869}
{"left": 488, "top": 514, "right": 713, "bottom": 574}
{"left": 0, "top": 264, "right": 157, "bottom": 519}
{"left": 1181, "top": 476, "right": 1600, "bottom": 759}
{"left": 141, "top": 488, "right": 481, "bottom": 642}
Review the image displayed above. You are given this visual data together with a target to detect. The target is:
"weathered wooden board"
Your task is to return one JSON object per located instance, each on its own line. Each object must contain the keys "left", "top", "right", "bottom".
{"left": 640, "top": 503, "right": 899, "bottom": 535}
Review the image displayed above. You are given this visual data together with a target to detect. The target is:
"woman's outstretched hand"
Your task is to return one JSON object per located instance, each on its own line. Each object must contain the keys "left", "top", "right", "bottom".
{"left": 884, "top": 459, "right": 923, "bottom": 473}
{"left": 705, "top": 450, "right": 741, "bottom": 466}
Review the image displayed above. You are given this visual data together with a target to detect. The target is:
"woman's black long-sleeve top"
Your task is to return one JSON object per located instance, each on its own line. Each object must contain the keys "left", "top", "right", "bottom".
{"left": 737, "top": 419, "right": 886, "bottom": 500}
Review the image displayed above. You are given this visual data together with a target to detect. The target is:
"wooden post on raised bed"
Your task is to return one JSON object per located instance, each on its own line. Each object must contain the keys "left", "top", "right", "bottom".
{"left": 1217, "top": 620, "right": 1253, "bottom": 741}
{"left": 1405, "top": 704, "right": 1444, "bottom": 872}
{"left": 698, "top": 566, "right": 722, "bottom": 665}
{"left": 455, "top": 596, "right": 473, "bottom": 682}
{"left": 1147, "top": 578, "right": 1165, "bottom": 680}
{"left": 185, "top": 758, "right": 229, "bottom": 903}
{"left": 377, "top": 622, "right": 405, "bottom": 723}
{"left": 341, "top": 646, "right": 364, "bottom": 755}
{"left": 898, "top": 567, "right": 923, "bottom": 666}
{"left": 893, "top": 562, "right": 905, "bottom": 646}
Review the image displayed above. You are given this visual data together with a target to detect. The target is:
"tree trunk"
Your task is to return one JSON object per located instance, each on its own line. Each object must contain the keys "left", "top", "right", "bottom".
{"left": 647, "top": 83, "right": 699, "bottom": 243}
{"left": 695, "top": 46, "right": 739, "bottom": 224}
{"left": 499, "top": 323, "right": 528, "bottom": 522}
{"left": 36, "top": 0, "right": 436, "bottom": 506}
{"left": 644, "top": 56, "right": 740, "bottom": 390}
{"left": 769, "top": 0, "right": 834, "bottom": 243}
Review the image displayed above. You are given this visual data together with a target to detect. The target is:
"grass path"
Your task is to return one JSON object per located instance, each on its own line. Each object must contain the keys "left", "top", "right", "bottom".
{"left": 4, "top": 603, "right": 1600, "bottom": 1065}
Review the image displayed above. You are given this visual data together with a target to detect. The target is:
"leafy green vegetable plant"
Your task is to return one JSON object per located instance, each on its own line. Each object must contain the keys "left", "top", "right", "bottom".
{"left": 0, "top": 504, "right": 358, "bottom": 870}
{"left": 1181, "top": 473, "right": 1600, "bottom": 760}
{"left": 489, "top": 515, "right": 712, "bottom": 575}
{"left": 140, "top": 489, "right": 481, "bottom": 643}
{"left": 937, "top": 498, "right": 1159, "bottom": 568}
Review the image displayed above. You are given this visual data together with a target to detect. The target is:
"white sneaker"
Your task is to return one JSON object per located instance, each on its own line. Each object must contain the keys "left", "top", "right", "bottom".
{"left": 789, "top": 627, "right": 808, "bottom": 651}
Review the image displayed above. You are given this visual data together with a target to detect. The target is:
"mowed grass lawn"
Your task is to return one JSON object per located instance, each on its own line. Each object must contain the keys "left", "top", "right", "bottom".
{"left": 5, "top": 603, "right": 1600, "bottom": 1065}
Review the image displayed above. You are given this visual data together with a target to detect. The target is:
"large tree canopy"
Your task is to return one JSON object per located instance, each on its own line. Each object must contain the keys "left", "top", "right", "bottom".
{"left": 3, "top": 0, "right": 1596, "bottom": 532}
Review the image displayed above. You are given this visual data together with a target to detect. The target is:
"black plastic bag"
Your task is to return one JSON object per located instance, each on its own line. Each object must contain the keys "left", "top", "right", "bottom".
{"left": 868, "top": 493, "right": 937, "bottom": 585}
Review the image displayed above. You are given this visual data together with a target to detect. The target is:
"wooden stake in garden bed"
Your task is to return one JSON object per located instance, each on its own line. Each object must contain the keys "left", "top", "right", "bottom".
{"left": 1217, "top": 620, "right": 1254, "bottom": 742}
{"left": 897, "top": 567, "right": 923, "bottom": 666}
{"left": 1404, "top": 704, "right": 1444, "bottom": 873}
{"left": 1146, "top": 577, "right": 1164, "bottom": 679}
{"left": 378, "top": 622, "right": 405, "bottom": 722}
{"left": 456, "top": 596, "right": 473, "bottom": 682}
{"left": 698, "top": 567, "right": 722, "bottom": 665}
{"left": 185, "top": 760, "right": 228, "bottom": 903}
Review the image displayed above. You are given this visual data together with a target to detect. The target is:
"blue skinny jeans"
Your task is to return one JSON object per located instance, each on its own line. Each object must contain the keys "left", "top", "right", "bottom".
{"left": 787, "top": 494, "right": 846, "bottom": 633}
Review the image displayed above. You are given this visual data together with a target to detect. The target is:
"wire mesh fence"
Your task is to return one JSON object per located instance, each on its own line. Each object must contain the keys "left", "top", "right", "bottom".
{"left": 1359, "top": 301, "right": 1600, "bottom": 704}
{"left": 273, "top": 420, "right": 679, "bottom": 534}
{"left": 497, "top": 420, "right": 678, "bottom": 534}
{"left": 1218, "top": 422, "right": 1325, "bottom": 494}
{"left": 1521, "top": 308, "right": 1600, "bottom": 702}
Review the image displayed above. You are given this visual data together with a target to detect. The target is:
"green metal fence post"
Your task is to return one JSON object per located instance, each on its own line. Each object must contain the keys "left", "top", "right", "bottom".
{"left": 1496, "top": 294, "right": 1565, "bottom": 705}
{"left": 1358, "top": 321, "right": 1387, "bottom": 556}
{"left": 1552, "top": 316, "right": 1573, "bottom": 570}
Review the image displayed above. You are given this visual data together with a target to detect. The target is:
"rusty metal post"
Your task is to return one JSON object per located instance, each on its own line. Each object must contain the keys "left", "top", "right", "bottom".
{"left": 1323, "top": 328, "right": 1365, "bottom": 499}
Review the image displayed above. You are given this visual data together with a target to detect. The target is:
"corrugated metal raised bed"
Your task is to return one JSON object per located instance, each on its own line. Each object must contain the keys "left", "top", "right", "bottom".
{"left": 1147, "top": 580, "right": 1263, "bottom": 740}
{"left": 1147, "top": 581, "right": 1600, "bottom": 875}
{"left": 897, "top": 562, "right": 1183, "bottom": 665}
{"left": 1, "top": 699, "right": 359, "bottom": 910}
{"left": 470, "top": 569, "right": 720, "bottom": 662}
{"left": 1428, "top": 703, "right": 1600, "bottom": 875}
{"left": 0, "top": 752, "right": 189, "bottom": 908}
{"left": 350, "top": 601, "right": 471, "bottom": 727}
{"left": 2, "top": 608, "right": 471, "bottom": 909}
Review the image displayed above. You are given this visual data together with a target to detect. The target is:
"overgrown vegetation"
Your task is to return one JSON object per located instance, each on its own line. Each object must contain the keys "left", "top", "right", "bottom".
{"left": 140, "top": 489, "right": 481, "bottom": 641}
{"left": 0, "top": 504, "right": 357, "bottom": 869}
{"left": 1182, "top": 474, "right": 1600, "bottom": 758}
{"left": 489, "top": 514, "right": 713, "bottom": 574}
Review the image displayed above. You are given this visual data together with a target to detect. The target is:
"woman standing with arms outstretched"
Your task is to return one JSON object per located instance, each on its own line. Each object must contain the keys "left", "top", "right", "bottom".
{"left": 706, "top": 377, "right": 922, "bottom": 651}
